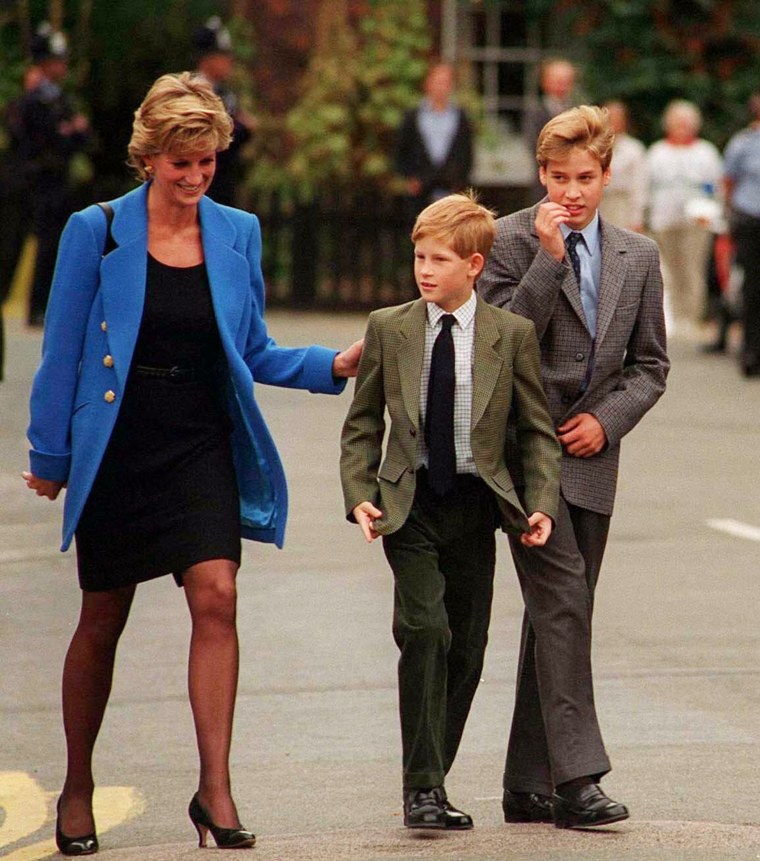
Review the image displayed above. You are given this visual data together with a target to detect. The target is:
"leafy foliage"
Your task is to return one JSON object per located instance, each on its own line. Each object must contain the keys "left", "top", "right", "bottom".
{"left": 5, "top": 0, "right": 760, "bottom": 199}
{"left": 246, "top": 0, "right": 431, "bottom": 202}
{"left": 547, "top": 0, "right": 760, "bottom": 146}
{"left": 0, "top": 0, "right": 255, "bottom": 197}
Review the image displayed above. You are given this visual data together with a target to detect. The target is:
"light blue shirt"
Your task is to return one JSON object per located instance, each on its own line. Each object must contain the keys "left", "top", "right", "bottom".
{"left": 561, "top": 213, "right": 602, "bottom": 338}
{"left": 417, "top": 98, "right": 459, "bottom": 168}
{"left": 724, "top": 127, "right": 760, "bottom": 219}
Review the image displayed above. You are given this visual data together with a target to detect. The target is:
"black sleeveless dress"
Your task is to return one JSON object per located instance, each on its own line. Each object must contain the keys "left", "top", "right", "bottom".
{"left": 75, "top": 254, "right": 241, "bottom": 591}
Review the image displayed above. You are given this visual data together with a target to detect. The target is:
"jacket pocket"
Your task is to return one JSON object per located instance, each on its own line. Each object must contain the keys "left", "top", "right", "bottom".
{"left": 378, "top": 458, "right": 408, "bottom": 484}
{"left": 491, "top": 467, "right": 515, "bottom": 494}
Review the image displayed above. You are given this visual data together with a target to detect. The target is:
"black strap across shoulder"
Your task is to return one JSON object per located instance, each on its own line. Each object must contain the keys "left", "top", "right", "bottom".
{"left": 97, "top": 202, "right": 117, "bottom": 257}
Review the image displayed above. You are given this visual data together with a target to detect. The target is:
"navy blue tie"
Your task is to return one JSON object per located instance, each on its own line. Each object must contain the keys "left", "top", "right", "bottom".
{"left": 566, "top": 232, "right": 582, "bottom": 285}
{"left": 425, "top": 314, "right": 456, "bottom": 495}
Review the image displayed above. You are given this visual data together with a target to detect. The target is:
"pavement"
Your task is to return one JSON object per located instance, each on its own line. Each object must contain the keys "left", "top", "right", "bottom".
{"left": 1, "top": 312, "right": 759, "bottom": 861}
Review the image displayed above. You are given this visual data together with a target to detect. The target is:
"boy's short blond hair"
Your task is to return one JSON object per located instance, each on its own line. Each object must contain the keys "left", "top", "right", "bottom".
{"left": 536, "top": 105, "right": 615, "bottom": 171}
{"left": 412, "top": 192, "right": 497, "bottom": 259}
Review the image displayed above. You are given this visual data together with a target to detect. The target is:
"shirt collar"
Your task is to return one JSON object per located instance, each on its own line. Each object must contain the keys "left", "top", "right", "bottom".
{"left": 560, "top": 211, "right": 601, "bottom": 255}
{"left": 427, "top": 291, "right": 477, "bottom": 330}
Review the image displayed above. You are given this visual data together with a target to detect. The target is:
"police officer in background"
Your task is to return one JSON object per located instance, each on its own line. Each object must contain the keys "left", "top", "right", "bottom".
{"left": 194, "top": 16, "right": 256, "bottom": 207}
{"left": 19, "top": 23, "right": 90, "bottom": 327}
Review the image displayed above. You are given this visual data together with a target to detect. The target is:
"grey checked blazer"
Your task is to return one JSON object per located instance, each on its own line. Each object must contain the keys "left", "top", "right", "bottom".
{"left": 340, "top": 294, "right": 561, "bottom": 536}
{"left": 478, "top": 203, "right": 669, "bottom": 516}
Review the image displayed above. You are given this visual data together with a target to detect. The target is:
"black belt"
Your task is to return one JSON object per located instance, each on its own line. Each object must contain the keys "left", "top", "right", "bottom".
{"left": 133, "top": 364, "right": 200, "bottom": 382}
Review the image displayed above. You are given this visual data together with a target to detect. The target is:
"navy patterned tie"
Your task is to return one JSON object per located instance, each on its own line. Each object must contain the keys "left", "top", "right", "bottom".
{"left": 566, "top": 231, "right": 583, "bottom": 285}
{"left": 425, "top": 314, "right": 456, "bottom": 495}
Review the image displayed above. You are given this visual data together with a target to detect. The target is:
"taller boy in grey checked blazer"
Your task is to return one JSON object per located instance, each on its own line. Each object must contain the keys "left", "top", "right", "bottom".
{"left": 340, "top": 193, "right": 561, "bottom": 831}
{"left": 478, "top": 105, "right": 669, "bottom": 827}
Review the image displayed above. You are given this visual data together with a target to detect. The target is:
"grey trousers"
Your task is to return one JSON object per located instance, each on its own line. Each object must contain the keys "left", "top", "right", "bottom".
{"left": 504, "top": 495, "right": 612, "bottom": 794}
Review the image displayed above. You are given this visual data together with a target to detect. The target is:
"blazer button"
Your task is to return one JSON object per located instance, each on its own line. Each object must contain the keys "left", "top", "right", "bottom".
{"left": 104, "top": 390, "right": 116, "bottom": 403}
{"left": 101, "top": 320, "right": 108, "bottom": 332}
{"left": 410, "top": 428, "right": 417, "bottom": 438}
{"left": 103, "top": 354, "right": 114, "bottom": 368}
{"left": 561, "top": 394, "right": 571, "bottom": 404}
{"left": 575, "top": 352, "right": 585, "bottom": 362}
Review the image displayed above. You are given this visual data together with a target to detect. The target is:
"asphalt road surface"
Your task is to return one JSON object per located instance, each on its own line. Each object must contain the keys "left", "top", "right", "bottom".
{"left": 1, "top": 314, "right": 759, "bottom": 861}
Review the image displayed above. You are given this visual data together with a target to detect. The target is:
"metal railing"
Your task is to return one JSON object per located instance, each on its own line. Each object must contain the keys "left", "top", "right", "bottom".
{"left": 253, "top": 190, "right": 417, "bottom": 311}
{"left": 251, "top": 184, "right": 530, "bottom": 310}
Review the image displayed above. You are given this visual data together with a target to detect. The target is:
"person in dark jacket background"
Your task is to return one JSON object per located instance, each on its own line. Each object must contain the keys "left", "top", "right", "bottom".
{"left": 194, "top": 16, "right": 257, "bottom": 207}
{"left": 0, "top": 64, "right": 42, "bottom": 378}
{"left": 395, "top": 62, "right": 473, "bottom": 223}
{"left": 19, "top": 22, "right": 90, "bottom": 327}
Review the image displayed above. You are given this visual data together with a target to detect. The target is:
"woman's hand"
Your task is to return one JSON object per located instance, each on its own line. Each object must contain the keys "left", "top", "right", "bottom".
{"left": 21, "top": 471, "right": 64, "bottom": 500}
{"left": 332, "top": 339, "right": 364, "bottom": 378}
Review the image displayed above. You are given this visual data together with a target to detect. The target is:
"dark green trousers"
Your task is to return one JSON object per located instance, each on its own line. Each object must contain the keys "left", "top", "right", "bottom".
{"left": 382, "top": 470, "right": 498, "bottom": 790}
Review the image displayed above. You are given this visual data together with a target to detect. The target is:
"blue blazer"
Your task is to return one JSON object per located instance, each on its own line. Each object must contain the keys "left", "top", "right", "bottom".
{"left": 28, "top": 182, "right": 345, "bottom": 552}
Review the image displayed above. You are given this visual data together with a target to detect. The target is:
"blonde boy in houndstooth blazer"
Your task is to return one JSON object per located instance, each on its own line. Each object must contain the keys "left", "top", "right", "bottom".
{"left": 478, "top": 105, "right": 669, "bottom": 828}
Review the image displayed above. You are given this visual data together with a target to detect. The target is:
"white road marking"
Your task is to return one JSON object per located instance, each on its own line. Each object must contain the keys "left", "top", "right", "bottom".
{"left": 707, "top": 518, "right": 760, "bottom": 542}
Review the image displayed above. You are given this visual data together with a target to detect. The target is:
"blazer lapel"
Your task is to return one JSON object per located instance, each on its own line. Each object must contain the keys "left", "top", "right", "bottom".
{"left": 562, "top": 270, "right": 590, "bottom": 330}
{"left": 471, "top": 297, "right": 503, "bottom": 429}
{"left": 594, "top": 221, "right": 627, "bottom": 347}
{"left": 100, "top": 184, "right": 149, "bottom": 394}
{"left": 98, "top": 187, "right": 249, "bottom": 392}
{"left": 397, "top": 299, "right": 427, "bottom": 429}
{"left": 199, "top": 196, "right": 248, "bottom": 344}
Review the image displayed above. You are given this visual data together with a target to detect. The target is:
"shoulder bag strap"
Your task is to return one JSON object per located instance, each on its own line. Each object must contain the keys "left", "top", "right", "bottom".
{"left": 96, "top": 202, "right": 117, "bottom": 257}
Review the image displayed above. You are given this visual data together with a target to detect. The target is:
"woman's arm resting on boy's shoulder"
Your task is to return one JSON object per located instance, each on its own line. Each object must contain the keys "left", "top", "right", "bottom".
{"left": 520, "top": 511, "right": 553, "bottom": 547}
{"left": 352, "top": 501, "right": 383, "bottom": 543}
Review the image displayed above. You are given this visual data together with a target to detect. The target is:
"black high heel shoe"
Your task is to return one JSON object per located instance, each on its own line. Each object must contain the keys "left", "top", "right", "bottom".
{"left": 55, "top": 798, "right": 99, "bottom": 856}
{"left": 188, "top": 793, "right": 256, "bottom": 849}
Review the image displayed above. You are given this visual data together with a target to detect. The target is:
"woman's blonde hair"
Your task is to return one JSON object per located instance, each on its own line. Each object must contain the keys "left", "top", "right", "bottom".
{"left": 536, "top": 105, "right": 615, "bottom": 171}
{"left": 127, "top": 72, "right": 234, "bottom": 181}
{"left": 412, "top": 191, "right": 496, "bottom": 259}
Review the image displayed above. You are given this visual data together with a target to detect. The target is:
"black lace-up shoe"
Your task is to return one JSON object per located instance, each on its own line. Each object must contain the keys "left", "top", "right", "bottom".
{"left": 502, "top": 790, "right": 554, "bottom": 823}
{"left": 403, "top": 786, "right": 473, "bottom": 830}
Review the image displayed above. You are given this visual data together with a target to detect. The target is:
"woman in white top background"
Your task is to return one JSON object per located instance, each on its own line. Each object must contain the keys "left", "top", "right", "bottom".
{"left": 646, "top": 99, "right": 723, "bottom": 336}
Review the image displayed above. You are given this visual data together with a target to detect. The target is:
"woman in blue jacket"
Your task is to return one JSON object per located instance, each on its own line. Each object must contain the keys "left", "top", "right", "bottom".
{"left": 23, "top": 72, "right": 361, "bottom": 855}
